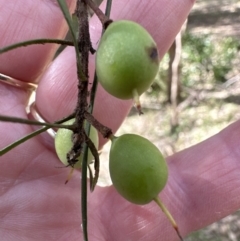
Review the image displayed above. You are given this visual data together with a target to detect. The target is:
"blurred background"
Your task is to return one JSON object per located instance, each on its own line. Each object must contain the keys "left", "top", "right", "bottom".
{"left": 97, "top": 0, "right": 240, "bottom": 240}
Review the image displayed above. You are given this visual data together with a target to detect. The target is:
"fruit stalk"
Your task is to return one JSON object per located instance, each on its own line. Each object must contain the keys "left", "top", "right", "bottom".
{"left": 153, "top": 197, "right": 184, "bottom": 241}
{"left": 84, "top": 111, "right": 113, "bottom": 139}
{"left": 85, "top": 0, "right": 112, "bottom": 28}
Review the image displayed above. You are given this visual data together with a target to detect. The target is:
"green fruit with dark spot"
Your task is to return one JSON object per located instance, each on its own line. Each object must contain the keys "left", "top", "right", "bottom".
{"left": 54, "top": 119, "right": 99, "bottom": 169}
{"left": 109, "top": 134, "right": 168, "bottom": 205}
{"left": 96, "top": 20, "right": 159, "bottom": 100}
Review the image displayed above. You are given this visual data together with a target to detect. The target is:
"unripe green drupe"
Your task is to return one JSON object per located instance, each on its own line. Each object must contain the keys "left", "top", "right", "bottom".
{"left": 109, "top": 134, "right": 168, "bottom": 205}
{"left": 54, "top": 119, "right": 99, "bottom": 169}
{"left": 96, "top": 20, "right": 159, "bottom": 100}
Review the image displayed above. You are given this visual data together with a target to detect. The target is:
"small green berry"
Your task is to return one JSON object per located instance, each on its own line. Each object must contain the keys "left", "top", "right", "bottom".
{"left": 54, "top": 119, "right": 99, "bottom": 169}
{"left": 109, "top": 134, "right": 168, "bottom": 205}
{"left": 96, "top": 20, "right": 159, "bottom": 100}
{"left": 109, "top": 134, "right": 183, "bottom": 240}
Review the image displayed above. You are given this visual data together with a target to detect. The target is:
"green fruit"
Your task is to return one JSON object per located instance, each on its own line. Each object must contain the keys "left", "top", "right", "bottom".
{"left": 96, "top": 20, "right": 159, "bottom": 100}
{"left": 109, "top": 134, "right": 168, "bottom": 205}
{"left": 54, "top": 119, "right": 99, "bottom": 169}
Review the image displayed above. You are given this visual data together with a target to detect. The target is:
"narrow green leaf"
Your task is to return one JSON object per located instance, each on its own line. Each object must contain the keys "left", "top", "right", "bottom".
{"left": 72, "top": 13, "right": 79, "bottom": 40}
{"left": 0, "top": 126, "right": 49, "bottom": 156}
{"left": 0, "top": 115, "right": 74, "bottom": 129}
{"left": 0, "top": 114, "right": 74, "bottom": 156}
{"left": 0, "top": 39, "right": 73, "bottom": 54}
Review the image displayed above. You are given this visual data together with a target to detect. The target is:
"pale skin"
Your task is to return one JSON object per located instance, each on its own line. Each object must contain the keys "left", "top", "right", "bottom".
{"left": 1, "top": 0, "right": 240, "bottom": 240}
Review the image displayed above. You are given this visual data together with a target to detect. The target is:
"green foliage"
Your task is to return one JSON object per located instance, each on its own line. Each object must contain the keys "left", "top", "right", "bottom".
{"left": 182, "top": 33, "right": 239, "bottom": 85}
{"left": 150, "top": 33, "right": 239, "bottom": 99}
{"left": 211, "top": 37, "right": 239, "bottom": 82}
{"left": 181, "top": 33, "right": 213, "bottom": 86}
{"left": 150, "top": 54, "right": 169, "bottom": 97}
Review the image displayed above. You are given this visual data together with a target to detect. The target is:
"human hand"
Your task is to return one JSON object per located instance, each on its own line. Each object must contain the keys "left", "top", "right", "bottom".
{"left": 3, "top": 1, "right": 239, "bottom": 241}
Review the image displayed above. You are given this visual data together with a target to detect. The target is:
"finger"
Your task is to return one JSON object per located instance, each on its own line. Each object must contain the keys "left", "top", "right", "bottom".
{"left": 36, "top": 0, "right": 195, "bottom": 146}
{"left": 0, "top": 0, "right": 76, "bottom": 82}
{"left": 166, "top": 119, "right": 240, "bottom": 235}
{"left": 0, "top": 0, "right": 76, "bottom": 158}
{"left": 0, "top": 0, "right": 76, "bottom": 184}
{"left": 90, "top": 0, "right": 194, "bottom": 57}
{"left": 87, "top": 120, "right": 240, "bottom": 241}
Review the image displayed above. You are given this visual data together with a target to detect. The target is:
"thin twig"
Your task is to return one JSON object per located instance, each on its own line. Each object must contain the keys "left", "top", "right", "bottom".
{"left": 84, "top": 111, "right": 113, "bottom": 139}
{"left": 57, "top": 0, "right": 86, "bottom": 82}
{"left": 85, "top": 0, "right": 112, "bottom": 28}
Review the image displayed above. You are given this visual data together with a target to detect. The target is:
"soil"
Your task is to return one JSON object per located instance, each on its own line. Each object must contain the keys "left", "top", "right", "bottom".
{"left": 187, "top": 0, "right": 240, "bottom": 37}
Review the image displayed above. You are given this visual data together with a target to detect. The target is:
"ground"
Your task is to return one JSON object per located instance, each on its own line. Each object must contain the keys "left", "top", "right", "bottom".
{"left": 188, "top": 0, "right": 240, "bottom": 37}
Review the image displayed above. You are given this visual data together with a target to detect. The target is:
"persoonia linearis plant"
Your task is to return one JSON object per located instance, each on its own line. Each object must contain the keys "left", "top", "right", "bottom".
{"left": 0, "top": 0, "right": 184, "bottom": 240}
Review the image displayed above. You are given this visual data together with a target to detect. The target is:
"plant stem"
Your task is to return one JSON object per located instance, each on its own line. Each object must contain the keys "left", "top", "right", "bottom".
{"left": 80, "top": 1, "right": 113, "bottom": 241}
{"left": 85, "top": 0, "right": 112, "bottom": 28}
{"left": 57, "top": 0, "right": 86, "bottom": 82}
{"left": 74, "top": 1, "right": 92, "bottom": 240}
{"left": 84, "top": 111, "right": 112, "bottom": 138}
{"left": 88, "top": 0, "right": 112, "bottom": 119}
{"left": 104, "top": 0, "right": 112, "bottom": 17}
{"left": 81, "top": 142, "right": 89, "bottom": 241}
